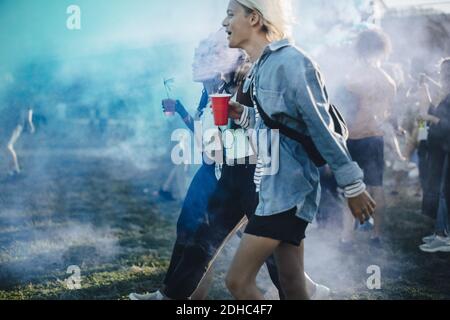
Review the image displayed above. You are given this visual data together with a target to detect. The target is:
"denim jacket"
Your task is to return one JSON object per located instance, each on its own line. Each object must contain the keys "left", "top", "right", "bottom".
{"left": 242, "top": 39, "right": 364, "bottom": 223}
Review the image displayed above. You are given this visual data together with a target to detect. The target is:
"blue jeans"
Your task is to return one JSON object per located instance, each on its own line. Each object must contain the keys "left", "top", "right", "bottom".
{"left": 435, "top": 155, "right": 449, "bottom": 235}
{"left": 164, "top": 164, "right": 217, "bottom": 286}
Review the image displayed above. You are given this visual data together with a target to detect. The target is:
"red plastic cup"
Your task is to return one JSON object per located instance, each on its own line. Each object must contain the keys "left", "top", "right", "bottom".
{"left": 210, "top": 94, "right": 231, "bottom": 126}
{"left": 162, "top": 99, "right": 176, "bottom": 117}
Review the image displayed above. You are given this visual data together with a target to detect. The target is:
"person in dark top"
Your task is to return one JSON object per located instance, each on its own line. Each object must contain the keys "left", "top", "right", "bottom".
{"left": 420, "top": 58, "right": 450, "bottom": 253}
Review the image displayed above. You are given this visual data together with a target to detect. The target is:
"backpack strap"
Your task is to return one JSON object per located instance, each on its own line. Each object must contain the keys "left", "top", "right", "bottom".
{"left": 251, "top": 85, "right": 327, "bottom": 167}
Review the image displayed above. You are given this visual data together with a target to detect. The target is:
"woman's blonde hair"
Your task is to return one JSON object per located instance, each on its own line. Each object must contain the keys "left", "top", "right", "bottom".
{"left": 234, "top": 0, "right": 294, "bottom": 42}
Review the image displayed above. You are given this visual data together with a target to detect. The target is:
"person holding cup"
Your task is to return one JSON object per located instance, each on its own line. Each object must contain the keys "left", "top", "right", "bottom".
{"left": 131, "top": 28, "right": 329, "bottom": 300}
{"left": 222, "top": 0, "right": 376, "bottom": 300}
{"left": 130, "top": 28, "right": 249, "bottom": 300}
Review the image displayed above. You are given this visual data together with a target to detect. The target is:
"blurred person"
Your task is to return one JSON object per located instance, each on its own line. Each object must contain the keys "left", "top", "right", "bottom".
{"left": 401, "top": 59, "right": 439, "bottom": 197}
{"left": 131, "top": 29, "right": 247, "bottom": 300}
{"left": 419, "top": 58, "right": 450, "bottom": 253}
{"left": 1, "top": 100, "right": 35, "bottom": 178}
{"left": 340, "top": 28, "right": 398, "bottom": 247}
{"left": 382, "top": 62, "right": 413, "bottom": 195}
{"left": 223, "top": 0, "right": 375, "bottom": 300}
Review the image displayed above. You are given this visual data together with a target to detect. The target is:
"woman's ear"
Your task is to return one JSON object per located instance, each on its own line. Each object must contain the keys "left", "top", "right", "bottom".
{"left": 249, "top": 11, "right": 262, "bottom": 28}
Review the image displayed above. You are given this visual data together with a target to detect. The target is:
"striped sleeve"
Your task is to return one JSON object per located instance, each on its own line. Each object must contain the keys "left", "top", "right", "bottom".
{"left": 234, "top": 105, "right": 253, "bottom": 129}
{"left": 343, "top": 180, "right": 366, "bottom": 198}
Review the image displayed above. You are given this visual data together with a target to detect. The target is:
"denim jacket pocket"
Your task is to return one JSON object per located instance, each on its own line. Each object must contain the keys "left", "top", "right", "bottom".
{"left": 257, "top": 88, "right": 288, "bottom": 118}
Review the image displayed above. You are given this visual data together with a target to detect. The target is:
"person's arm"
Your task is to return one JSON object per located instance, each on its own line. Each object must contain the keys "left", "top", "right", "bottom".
{"left": 292, "top": 60, "right": 363, "bottom": 188}
{"left": 384, "top": 124, "right": 406, "bottom": 161}
{"left": 229, "top": 101, "right": 256, "bottom": 130}
{"left": 417, "top": 114, "right": 440, "bottom": 125}
{"left": 175, "top": 100, "right": 195, "bottom": 132}
{"left": 293, "top": 58, "right": 375, "bottom": 222}
{"left": 28, "top": 108, "right": 35, "bottom": 134}
{"left": 420, "top": 110, "right": 450, "bottom": 135}
{"left": 178, "top": 89, "right": 211, "bottom": 132}
{"left": 162, "top": 98, "right": 197, "bottom": 133}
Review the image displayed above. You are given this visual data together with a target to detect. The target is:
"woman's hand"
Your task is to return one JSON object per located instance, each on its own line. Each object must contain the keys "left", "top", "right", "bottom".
{"left": 348, "top": 191, "right": 377, "bottom": 224}
{"left": 162, "top": 99, "right": 177, "bottom": 114}
{"left": 417, "top": 114, "right": 440, "bottom": 124}
{"left": 162, "top": 99, "right": 189, "bottom": 119}
{"left": 229, "top": 101, "right": 244, "bottom": 120}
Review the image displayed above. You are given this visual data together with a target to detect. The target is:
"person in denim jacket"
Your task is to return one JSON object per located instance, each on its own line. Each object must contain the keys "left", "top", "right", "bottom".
{"left": 222, "top": 0, "right": 376, "bottom": 300}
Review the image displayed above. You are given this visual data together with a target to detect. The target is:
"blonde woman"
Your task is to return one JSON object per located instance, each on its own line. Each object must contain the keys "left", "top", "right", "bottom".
{"left": 130, "top": 26, "right": 329, "bottom": 301}
{"left": 223, "top": 0, "right": 376, "bottom": 300}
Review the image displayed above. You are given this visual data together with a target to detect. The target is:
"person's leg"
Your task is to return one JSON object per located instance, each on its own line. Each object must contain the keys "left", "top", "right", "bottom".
{"left": 273, "top": 241, "right": 308, "bottom": 300}
{"left": 445, "top": 155, "right": 450, "bottom": 230}
{"left": 422, "top": 148, "right": 446, "bottom": 219}
{"left": 164, "top": 165, "right": 217, "bottom": 283}
{"left": 163, "top": 165, "right": 247, "bottom": 299}
{"left": 163, "top": 241, "right": 186, "bottom": 285}
{"left": 226, "top": 234, "right": 280, "bottom": 300}
{"left": 261, "top": 253, "right": 285, "bottom": 299}
{"left": 255, "top": 229, "right": 314, "bottom": 299}
{"left": 129, "top": 165, "right": 216, "bottom": 300}
{"left": 435, "top": 194, "right": 448, "bottom": 237}
{"left": 434, "top": 153, "right": 449, "bottom": 237}
{"left": 370, "top": 186, "right": 385, "bottom": 239}
{"left": 236, "top": 164, "right": 286, "bottom": 300}
{"left": 418, "top": 141, "right": 429, "bottom": 191}
{"left": 366, "top": 137, "right": 385, "bottom": 240}
{"left": 304, "top": 273, "right": 320, "bottom": 298}
{"left": 163, "top": 216, "right": 246, "bottom": 299}
{"left": 191, "top": 265, "right": 215, "bottom": 300}
{"left": 7, "top": 125, "right": 23, "bottom": 173}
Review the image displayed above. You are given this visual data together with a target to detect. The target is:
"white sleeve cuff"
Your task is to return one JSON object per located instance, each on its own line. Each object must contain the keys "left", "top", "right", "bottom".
{"left": 234, "top": 105, "right": 250, "bottom": 129}
{"left": 344, "top": 180, "right": 366, "bottom": 198}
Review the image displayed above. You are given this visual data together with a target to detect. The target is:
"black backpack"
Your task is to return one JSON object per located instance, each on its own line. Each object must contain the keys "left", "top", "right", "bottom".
{"left": 252, "top": 90, "right": 349, "bottom": 168}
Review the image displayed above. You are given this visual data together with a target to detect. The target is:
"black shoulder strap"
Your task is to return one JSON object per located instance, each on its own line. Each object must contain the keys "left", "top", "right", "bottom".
{"left": 251, "top": 90, "right": 326, "bottom": 167}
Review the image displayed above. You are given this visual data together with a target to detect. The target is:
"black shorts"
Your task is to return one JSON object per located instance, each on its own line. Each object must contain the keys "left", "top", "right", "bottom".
{"left": 245, "top": 207, "right": 309, "bottom": 247}
{"left": 347, "top": 137, "right": 385, "bottom": 187}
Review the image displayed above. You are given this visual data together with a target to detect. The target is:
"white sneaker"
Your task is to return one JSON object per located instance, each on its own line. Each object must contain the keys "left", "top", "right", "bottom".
{"left": 311, "top": 284, "right": 331, "bottom": 300}
{"left": 129, "top": 290, "right": 165, "bottom": 300}
{"left": 419, "top": 237, "right": 450, "bottom": 253}
{"left": 422, "top": 234, "right": 436, "bottom": 244}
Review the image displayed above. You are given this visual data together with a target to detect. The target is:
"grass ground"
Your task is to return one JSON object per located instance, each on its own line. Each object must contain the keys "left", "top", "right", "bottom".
{"left": 0, "top": 146, "right": 449, "bottom": 300}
